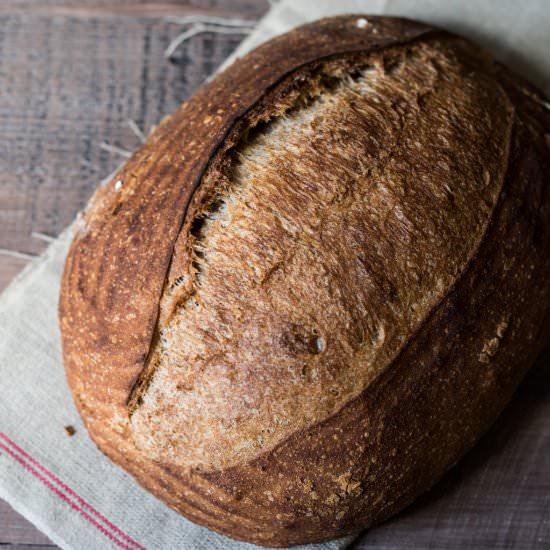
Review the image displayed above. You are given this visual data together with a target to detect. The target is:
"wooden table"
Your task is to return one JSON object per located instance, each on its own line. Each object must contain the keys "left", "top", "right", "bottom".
{"left": 1, "top": 2, "right": 548, "bottom": 548}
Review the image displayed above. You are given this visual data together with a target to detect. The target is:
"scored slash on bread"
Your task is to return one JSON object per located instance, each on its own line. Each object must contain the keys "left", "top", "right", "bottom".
{"left": 59, "top": 15, "right": 550, "bottom": 547}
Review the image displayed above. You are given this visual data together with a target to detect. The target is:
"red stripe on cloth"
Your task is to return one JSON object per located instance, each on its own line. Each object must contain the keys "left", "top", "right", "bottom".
{"left": 0, "top": 440, "right": 132, "bottom": 550}
{"left": 0, "top": 432, "right": 145, "bottom": 550}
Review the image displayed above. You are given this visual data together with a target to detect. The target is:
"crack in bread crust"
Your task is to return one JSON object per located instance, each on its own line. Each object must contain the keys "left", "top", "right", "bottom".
{"left": 59, "top": 15, "right": 550, "bottom": 546}
{"left": 130, "top": 39, "right": 514, "bottom": 471}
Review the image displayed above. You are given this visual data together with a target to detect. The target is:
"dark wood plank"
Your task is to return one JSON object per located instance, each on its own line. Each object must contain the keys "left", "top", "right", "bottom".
{"left": 0, "top": 0, "right": 267, "bottom": 546}
{"left": 0, "top": 1, "right": 268, "bottom": 19}
{"left": 0, "top": 0, "right": 269, "bottom": 292}
{"left": 0, "top": 500, "right": 55, "bottom": 546}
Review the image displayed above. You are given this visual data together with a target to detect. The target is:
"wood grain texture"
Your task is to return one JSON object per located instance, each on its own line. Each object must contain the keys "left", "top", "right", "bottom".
{"left": 1, "top": 1, "right": 549, "bottom": 549}
{"left": 0, "top": 499, "right": 54, "bottom": 546}
{"left": 0, "top": 0, "right": 268, "bottom": 293}
{"left": 0, "top": 1, "right": 268, "bottom": 18}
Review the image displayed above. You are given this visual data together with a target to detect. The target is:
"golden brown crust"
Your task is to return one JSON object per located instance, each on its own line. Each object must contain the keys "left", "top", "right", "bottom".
{"left": 59, "top": 15, "right": 550, "bottom": 547}
{"left": 129, "top": 37, "right": 514, "bottom": 472}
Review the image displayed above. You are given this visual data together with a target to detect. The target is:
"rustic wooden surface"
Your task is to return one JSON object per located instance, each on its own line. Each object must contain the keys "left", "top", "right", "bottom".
{"left": 0, "top": 2, "right": 549, "bottom": 549}
{"left": 0, "top": 0, "right": 268, "bottom": 294}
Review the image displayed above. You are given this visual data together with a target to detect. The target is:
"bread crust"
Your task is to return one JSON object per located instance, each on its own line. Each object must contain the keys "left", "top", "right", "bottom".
{"left": 59, "top": 15, "right": 550, "bottom": 546}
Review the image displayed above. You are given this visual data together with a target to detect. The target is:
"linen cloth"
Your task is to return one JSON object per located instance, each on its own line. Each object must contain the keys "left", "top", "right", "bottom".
{"left": 0, "top": 1, "right": 549, "bottom": 549}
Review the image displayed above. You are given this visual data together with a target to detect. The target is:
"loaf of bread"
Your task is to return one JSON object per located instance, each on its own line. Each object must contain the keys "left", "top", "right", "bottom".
{"left": 59, "top": 15, "right": 550, "bottom": 546}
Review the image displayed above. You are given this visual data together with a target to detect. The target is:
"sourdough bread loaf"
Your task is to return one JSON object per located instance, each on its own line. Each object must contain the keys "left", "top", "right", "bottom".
{"left": 59, "top": 15, "right": 550, "bottom": 547}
